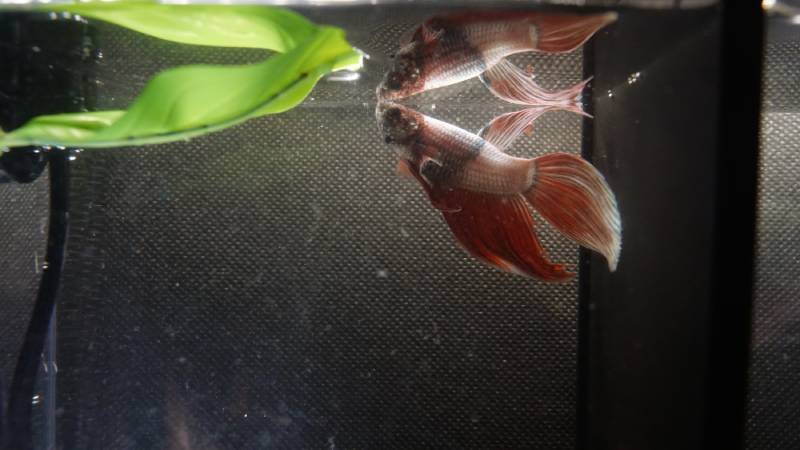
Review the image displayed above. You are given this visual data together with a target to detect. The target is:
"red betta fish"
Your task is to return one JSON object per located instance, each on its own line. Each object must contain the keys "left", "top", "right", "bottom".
{"left": 377, "top": 10, "right": 617, "bottom": 111}
{"left": 377, "top": 103, "right": 621, "bottom": 281}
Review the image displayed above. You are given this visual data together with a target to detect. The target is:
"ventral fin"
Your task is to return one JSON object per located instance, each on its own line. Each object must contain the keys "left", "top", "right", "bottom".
{"left": 398, "top": 159, "right": 461, "bottom": 212}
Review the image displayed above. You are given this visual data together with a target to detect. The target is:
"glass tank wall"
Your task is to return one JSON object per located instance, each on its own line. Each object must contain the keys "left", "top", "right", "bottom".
{"left": 0, "top": 1, "right": 777, "bottom": 449}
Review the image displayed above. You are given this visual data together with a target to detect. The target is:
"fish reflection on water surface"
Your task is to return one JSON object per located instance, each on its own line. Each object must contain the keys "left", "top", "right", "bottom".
{"left": 376, "top": 103, "right": 621, "bottom": 282}
{"left": 377, "top": 10, "right": 617, "bottom": 113}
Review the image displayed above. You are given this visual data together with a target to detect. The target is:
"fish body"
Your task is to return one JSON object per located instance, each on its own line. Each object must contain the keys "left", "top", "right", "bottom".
{"left": 378, "top": 103, "right": 621, "bottom": 281}
{"left": 381, "top": 103, "right": 533, "bottom": 195}
{"left": 377, "top": 11, "right": 617, "bottom": 102}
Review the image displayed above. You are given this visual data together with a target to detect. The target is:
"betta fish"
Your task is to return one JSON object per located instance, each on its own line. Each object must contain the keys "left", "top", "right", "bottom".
{"left": 377, "top": 10, "right": 617, "bottom": 112}
{"left": 377, "top": 103, "right": 621, "bottom": 281}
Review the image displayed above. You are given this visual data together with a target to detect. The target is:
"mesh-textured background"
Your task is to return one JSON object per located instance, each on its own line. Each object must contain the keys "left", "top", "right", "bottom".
{"left": 745, "top": 36, "right": 800, "bottom": 450}
{"left": 52, "top": 7, "right": 586, "bottom": 449}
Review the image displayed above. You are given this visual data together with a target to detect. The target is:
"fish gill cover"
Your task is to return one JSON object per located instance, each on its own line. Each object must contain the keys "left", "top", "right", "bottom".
{"left": 0, "top": 2, "right": 363, "bottom": 150}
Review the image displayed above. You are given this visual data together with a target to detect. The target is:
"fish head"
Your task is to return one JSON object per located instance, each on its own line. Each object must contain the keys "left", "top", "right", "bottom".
{"left": 376, "top": 102, "right": 423, "bottom": 147}
{"left": 377, "top": 46, "right": 425, "bottom": 101}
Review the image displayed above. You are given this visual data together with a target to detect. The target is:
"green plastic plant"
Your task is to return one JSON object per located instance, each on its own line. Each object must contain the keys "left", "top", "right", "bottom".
{"left": 0, "top": 3, "right": 362, "bottom": 149}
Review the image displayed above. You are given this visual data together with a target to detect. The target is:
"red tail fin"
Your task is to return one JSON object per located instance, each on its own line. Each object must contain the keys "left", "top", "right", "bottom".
{"left": 533, "top": 12, "right": 617, "bottom": 53}
{"left": 525, "top": 153, "right": 621, "bottom": 270}
{"left": 441, "top": 190, "right": 575, "bottom": 282}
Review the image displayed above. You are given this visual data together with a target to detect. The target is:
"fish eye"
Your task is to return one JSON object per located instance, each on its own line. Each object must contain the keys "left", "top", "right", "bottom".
{"left": 385, "top": 107, "right": 401, "bottom": 120}
{"left": 386, "top": 73, "right": 402, "bottom": 90}
{"left": 389, "top": 52, "right": 396, "bottom": 59}
{"left": 384, "top": 135, "right": 393, "bottom": 144}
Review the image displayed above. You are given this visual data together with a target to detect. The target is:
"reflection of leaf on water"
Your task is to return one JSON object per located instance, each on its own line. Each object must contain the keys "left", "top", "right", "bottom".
{"left": 0, "top": 4, "right": 363, "bottom": 150}
{"left": 50, "top": 4, "right": 317, "bottom": 52}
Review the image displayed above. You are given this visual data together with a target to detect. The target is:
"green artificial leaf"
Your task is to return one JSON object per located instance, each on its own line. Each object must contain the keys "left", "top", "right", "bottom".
{"left": 45, "top": 2, "right": 316, "bottom": 52}
{"left": 0, "top": 27, "right": 362, "bottom": 149}
{"left": 0, "top": 3, "right": 364, "bottom": 150}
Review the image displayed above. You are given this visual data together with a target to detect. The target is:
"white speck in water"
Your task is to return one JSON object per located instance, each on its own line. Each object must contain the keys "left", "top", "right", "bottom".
{"left": 244, "top": 413, "right": 248, "bottom": 418}
{"left": 431, "top": 104, "right": 436, "bottom": 110}
{"left": 177, "top": 356, "right": 187, "bottom": 364}
{"left": 31, "top": 46, "right": 40, "bottom": 53}
{"left": 48, "top": 12, "right": 57, "bottom": 20}
{"left": 60, "top": 12, "right": 71, "bottom": 19}
{"left": 68, "top": 155, "right": 77, "bottom": 161}
{"left": 376, "top": 269, "right": 388, "bottom": 278}
{"left": 607, "top": 90, "right": 614, "bottom": 98}
{"left": 31, "top": 395, "right": 40, "bottom": 405}
{"left": 627, "top": 71, "right": 641, "bottom": 85}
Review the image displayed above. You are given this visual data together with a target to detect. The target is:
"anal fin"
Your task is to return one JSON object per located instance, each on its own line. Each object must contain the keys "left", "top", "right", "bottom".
{"left": 439, "top": 190, "right": 574, "bottom": 282}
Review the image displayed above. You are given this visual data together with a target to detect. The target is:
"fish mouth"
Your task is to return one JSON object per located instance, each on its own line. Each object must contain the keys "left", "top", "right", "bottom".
{"left": 375, "top": 100, "right": 399, "bottom": 135}
{"left": 375, "top": 100, "right": 392, "bottom": 122}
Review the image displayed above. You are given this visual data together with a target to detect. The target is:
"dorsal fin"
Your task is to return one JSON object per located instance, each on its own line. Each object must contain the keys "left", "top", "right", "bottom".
{"left": 478, "top": 107, "right": 556, "bottom": 151}
{"left": 480, "top": 59, "right": 591, "bottom": 116}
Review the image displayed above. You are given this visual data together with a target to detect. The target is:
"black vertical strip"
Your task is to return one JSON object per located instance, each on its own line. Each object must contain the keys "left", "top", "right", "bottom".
{"left": 705, "top": 1, "right": 763, "bottom": 448}
{"left": 581, "top": 8, "right": 721, "bottom": 449}
{"left": 576, "top": 33, "right": 596, "bottom": 450}
{"left": 5, "top": 150, "right": 70, "bottom": 450}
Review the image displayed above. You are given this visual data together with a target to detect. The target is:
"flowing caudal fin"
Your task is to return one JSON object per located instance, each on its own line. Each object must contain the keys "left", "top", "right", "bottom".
{"left": 480, "top": 60, "right": 592, "bottom": 115}
{"left": 398, "top": 159, "right": 574, "bottom": 281}
{"left": 533, "top": 12, "right": 618, "bottom": 53}
{"left": 525, "top": 153, "right": 621, "bottom": 271}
